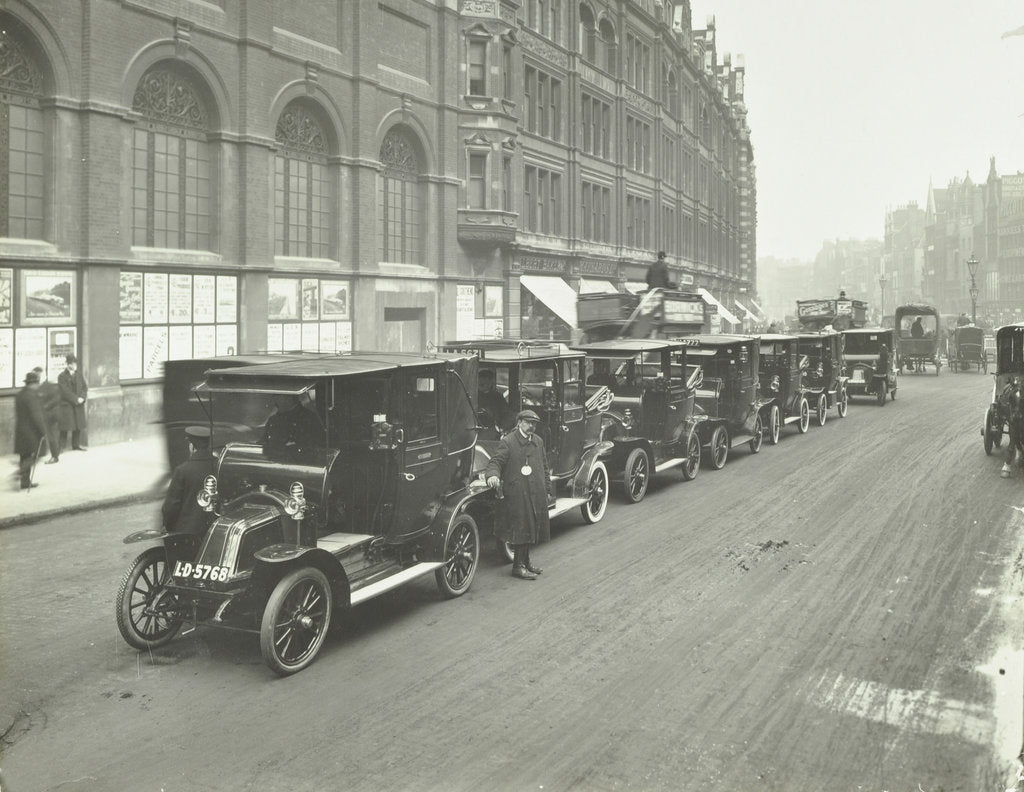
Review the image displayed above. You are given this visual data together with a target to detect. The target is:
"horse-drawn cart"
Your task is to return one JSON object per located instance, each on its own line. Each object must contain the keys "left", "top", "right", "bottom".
{"left": 894, "top": 304, "right": 942, "bottom": 375}
{"left": 950, "top": 325, "right": 988, "bottom": 373}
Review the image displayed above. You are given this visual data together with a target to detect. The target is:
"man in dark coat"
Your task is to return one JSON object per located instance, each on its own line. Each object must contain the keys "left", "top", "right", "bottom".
{"left": 262, "top": 394, "right": 323, "bottom": 459}
{"left": 162, "top": 426, "right": 217, "bottom": 534}
{"left": 57, "top": 354, "right": 88, "bottom": 452}
{"left": 645, "top": 251, "right": 674, "bottom": 291}
{"left": 484, "top": 409, "right": 552, "bottom": 580}
{"left": 32, "top": 366, "right": 61, "bottom": 463}
{"left": 477, "top": 368, "right": 513, "bottom": 433}
{"left": 15, "top": 371, "right": 47, "bottom": 490}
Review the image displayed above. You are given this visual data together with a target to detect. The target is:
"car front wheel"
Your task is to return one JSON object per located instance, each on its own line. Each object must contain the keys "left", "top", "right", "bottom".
{"left": 837, "top": 389, "right": 849, "bottom": 418}
{"left": 116, "top": 546, "right": 183, "bottom": 651}
{"left": 622, "top": 447, "right": 650, "bottom": 503}
{"left": 260, "top": 567, "right": 332, "bottom": 676}
{"left": 581, "top": 461, "right": 609, "bottom": 524}
{"left": 708, "top": 425, "right": 729, "bottom": 470}
{"left": 816, "top": 394, "right": 828, "bottom": 426}
{"left": 749, "top": 414, "right": 763, "bottom": 454}
{"left": 681, "top": 431, "right": 701, "bottom": 481}
{"left": 797, "top": 397, "right": 810, "bottom": 433}
{"left": 767, "top": 405, "right": 781, "bottom": 444}
{"left": 436, "top": 514, "right": 479, "bottom": 598}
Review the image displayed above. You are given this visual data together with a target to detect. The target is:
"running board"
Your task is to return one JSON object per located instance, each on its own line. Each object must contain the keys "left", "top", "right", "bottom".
{"left": 549, "top": 496, "right": 588, "bottom": 519}
{"left": 654, "top": 458, "right": 685, "bottom": 473}
{"left": 782, "top": 416, "right": 803, "bottom": 425}
{"left": 729, "top": 434, "right": 754, "bottom": 447}
{"left": 350, "top": 562, "right": 443, "bottom": 606}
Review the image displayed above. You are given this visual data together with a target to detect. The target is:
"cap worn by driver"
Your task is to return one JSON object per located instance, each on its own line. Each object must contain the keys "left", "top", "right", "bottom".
{"left": 185, "top": 425, "right": 211, "bottom": 443}
{"left": 516, "top": 409, "right": 540, "bottom": 422}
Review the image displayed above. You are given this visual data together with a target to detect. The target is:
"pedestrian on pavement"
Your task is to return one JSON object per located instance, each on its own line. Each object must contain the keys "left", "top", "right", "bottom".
{"left": 162, "top": 426, "right": 217, "bottom": 534}
{"left": 32, "top": 366, "right": 61, "bottom": 464}
{"left": 58, "top": 354, "right": 88, "bottom": 452}
{"left": 484, "top": 409, "right": 552, "bottom": 580}
{"left": 15, "top": 370, "right": 47, "bottom": 490}
{"left": 645, "top": 251, "right": 674, "bottom": 291}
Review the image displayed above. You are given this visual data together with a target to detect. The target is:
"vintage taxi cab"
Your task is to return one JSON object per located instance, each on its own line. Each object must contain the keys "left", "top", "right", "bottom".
{"left": 797, "top": 330, "right": 850, "bottom": 420}
{"left": 116, "top": 353, "right": 484, "bottom": 675}
{"left": 842, "top": 328, "right": 898, "bottom": 405}
{"left": 757, "top": 334, "right": 812, "bottom": 440}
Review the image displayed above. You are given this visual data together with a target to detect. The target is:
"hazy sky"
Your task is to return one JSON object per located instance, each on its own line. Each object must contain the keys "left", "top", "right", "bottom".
{"left": 691, "top": 0, "right": 1024, "bottom": 261}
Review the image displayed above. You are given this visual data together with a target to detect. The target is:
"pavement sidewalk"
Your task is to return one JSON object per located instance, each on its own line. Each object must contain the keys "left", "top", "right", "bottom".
{"left": 2, "top": 434, "right": 168, "bottom": 528}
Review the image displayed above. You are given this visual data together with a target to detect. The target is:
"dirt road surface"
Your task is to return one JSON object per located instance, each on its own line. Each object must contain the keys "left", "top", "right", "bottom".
{"left": 2, "top": 371, "right": 1023, "bottom": 791}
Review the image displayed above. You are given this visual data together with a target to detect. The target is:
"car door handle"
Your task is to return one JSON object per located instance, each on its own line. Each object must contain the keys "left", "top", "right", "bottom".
{"left": 404, "top": 473, "right": 416, "bottom": 481}
{"left": 560, "top": 425, "right": 569, "bottom": 432}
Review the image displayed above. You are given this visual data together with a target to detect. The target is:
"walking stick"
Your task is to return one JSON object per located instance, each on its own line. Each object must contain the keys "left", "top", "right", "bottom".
{"left": 28, "top": 436, "right": 45, "bottom": 490}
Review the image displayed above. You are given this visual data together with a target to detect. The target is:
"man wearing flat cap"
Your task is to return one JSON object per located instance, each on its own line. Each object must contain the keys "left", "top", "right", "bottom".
{"left": 57, "top": 353, "right": 88, "bottom": 452}
{"left": 162, "top": 426, "right": 216, "bottom": 535}
{"left": 484, "top": 409, "right": 553, "bottom": 580}
{"left": 15, "top": 371, "right": 47, "bottom": 490}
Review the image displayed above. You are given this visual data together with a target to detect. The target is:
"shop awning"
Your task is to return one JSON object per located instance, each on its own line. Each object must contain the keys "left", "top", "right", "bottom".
{"left": 697, "top": 288, "right": 742, "bottom": 325}
{"left": 579, "top": 278, "right": 619, "bottom": 294}
{"left": 734, "top": 299, "right": 755, "bottom": 320}
{"left": 749, "top": 298, "right": 766, "bottom": 318}
{"left": 520, "top": 274, "right": 578, "bottom": 328}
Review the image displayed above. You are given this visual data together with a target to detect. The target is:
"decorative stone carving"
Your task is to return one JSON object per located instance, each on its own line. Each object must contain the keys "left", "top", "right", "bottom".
{"left": 623, "top": 88, "right": 655, "bottom": 116}
{"left": 276, "top": 103, "right": 326, "bottom": 152}
{"left": 133, "top": 68, "right": 209, "bottom": 128}
{"left": 520, "top": 30, "right": 568, "bottom": 69}
{"left": 381, "top": 129, "right": 419, "bottom": 174}
{"left": 0, "top": 29, "right": 45, "bottom": 95}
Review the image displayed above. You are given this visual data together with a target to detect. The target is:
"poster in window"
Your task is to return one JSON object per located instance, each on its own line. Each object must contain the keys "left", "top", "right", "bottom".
{"left": 320, "top": 280, "right": 350, "bottom": 320}
{"left": 266, "top": 323, "right": 283, "bottom": 352}
{"left": 169, "top": 274, "right": 193, "bottom": 324}
{"left": 119, "top": 326, "right": 143, "bottom": 380}
{"left": 456, "top": 284, "right": 475, "bottom": 339}
{"left": 484, "top": 285, "right": 503, "bottom": 318}
{"left": 48, "top": 328, "right": 77, "bottom": 381}
{"left": 282, "top": 323, "right": 301, "bottom": 351}
{"left": 215, "top": 324, "right": 236, "bottom": 355}
{"left": 194, "top": 275, "right": 216, "bottom": 323}
{"left": 119, "top": 272, "right": 143, "bottom": 324}
{"left": 21, "top": 270, "right": 75, "bottom": 326}
{"left": 336, "top": 322, "right": 352, "bottom": 352}
{"left": 301, "top": 322, "right": 319, "bottom": 351}
{"left": 169, "top": 325, "right": 193, "bottom": 360}
{"left": 268, "top": 279, "right": 300, "bottom": 321}
{"left": 319, "top": 322, "right": 336, "bottom": 352}
{"left": 301, "top": 279, "right": 319, "bottom": 321}
{"left": 144, "top": 273, "right": 168, "bottom": 324}
{"left": 14, "top": 327, "right": 46, "bottom": 383}
{"left": 216, "top": 276, "right": 237, "bottom": 324}
{"left": 143, "top": 326, "right": 169, "bottom": 378}
{"left": 0, "top": 268, "right": 13, "bottom": 325}
{"left": 193, "top": 325, "right": 216, "bottom": 358}
{"left": 0, "top": 328, "right": 13, "bottom": 388}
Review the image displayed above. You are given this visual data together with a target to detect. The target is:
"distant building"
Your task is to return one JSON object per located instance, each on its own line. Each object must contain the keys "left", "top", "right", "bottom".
{"left": 812, "top": 239, "right": 883, "bottom": 317}
{"left": 883, "top": 202, "right": 926, "bottom": 306}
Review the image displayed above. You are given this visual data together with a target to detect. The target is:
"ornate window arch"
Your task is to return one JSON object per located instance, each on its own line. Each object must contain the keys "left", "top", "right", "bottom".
{"left": 274, "top": 100, "right": 333, "bottom": 258}
{"left": 379, "top": 127, "right": 422, "bottom": 263}
{"left": 131, "top": 64, "right": 214, "bottom": 249}
{"left": 1, "top": 21, "right": 47, "bottom": 240}
{"left": 578, "top": 4, "right": 596, "bottom": 62}
{"left": 664, "top": 65, "right": 679, "bottom": 117}
{"left": 598, "top": 18, "right": 617, "bottom": 73}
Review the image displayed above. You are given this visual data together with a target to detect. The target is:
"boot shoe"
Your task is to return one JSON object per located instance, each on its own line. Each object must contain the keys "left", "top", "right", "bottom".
{"left": 511, "top": 564, "right": 537, "bottom": 580}
{"left": 524, "top": 560, "right": 543, "bottom": 574}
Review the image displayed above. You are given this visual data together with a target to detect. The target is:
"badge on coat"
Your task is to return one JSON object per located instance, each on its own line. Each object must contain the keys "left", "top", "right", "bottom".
{"left": 521, "top": 465, "right": 532, "bottom": 476}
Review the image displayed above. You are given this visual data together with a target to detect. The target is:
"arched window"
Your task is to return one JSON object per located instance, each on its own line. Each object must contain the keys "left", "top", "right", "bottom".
{"left": 1, "top": 23, "right": 46, "bottom": 240}
{"left": 598, "top": 18, "right": 617, "bottom": 74}
{"left": 131, "top": 66, "right": 213, "bottom": 250}
{"left": 579, "top": 4, "right": 596, "bottom": 62}
{"left": 379, "top": 128, "right": 421, "bottom": 263}
{"left": 274, "top": 101, "right": 332, "bottom": 258}
{"left": 664, "top": 66, "right": 679, "bottom": 117}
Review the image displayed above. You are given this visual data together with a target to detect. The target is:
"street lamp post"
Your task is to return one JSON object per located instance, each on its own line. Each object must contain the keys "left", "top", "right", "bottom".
{"left": 966, "top": 254, "right": 980, "bottom": 325}
{"left": 878, "top": 274, "right": 888, "bottom": 322}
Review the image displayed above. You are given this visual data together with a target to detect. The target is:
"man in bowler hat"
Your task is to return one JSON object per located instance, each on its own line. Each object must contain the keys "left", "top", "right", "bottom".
{"left": 58, "top": 353, "right": 88, "bottom": 452}
{"left": 162, "top": 426, "right": 217, "bottom": 535}
{"left": 32, "top": 366, "right": 61, "bottom": 463}
{"left": 15, "top": 371, "right": 47, "bottom": 490}
{"left": 484, "top": 409, "right": 552, "bottom": 580}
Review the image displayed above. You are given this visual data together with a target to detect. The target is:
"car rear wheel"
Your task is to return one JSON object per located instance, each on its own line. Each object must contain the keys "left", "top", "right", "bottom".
{"left": 767, "top": 405, "right": 781, "bottom": 445}
{"left": 749, "top": 414, "right": 763, "bottom": 454}
{"left": 797, "top": 397, "right": 810, "bottom": 433}
{"left": 815, "top": 394, "right": 828, "bottom": 426}
{"left": 116, "top": 546, "right": 183, "bottom": 651}
{"left": 581, "top": 461, "right": 609, "bottom": 524}
{"left": 622, "top": 448, "right": 650, "bottom": 503}
{"left": 260, "top": 567, "right": 332, "bottom": 677}
{"left": 708, "top": 425, "right": 729, "bottom": 470}
{"left": 436, "top": 514, "right": 479, "bottom": 598}
{"left": 681, "top": 431, "right": 701, "bottom": 481}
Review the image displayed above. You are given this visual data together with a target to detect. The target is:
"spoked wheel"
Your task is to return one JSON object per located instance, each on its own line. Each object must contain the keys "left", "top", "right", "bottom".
{"left": 749, "top": 414, "right": 763, "bottom": 454}
{"left": 581, "top": 461, "right": 609, "bottom": 524}
{"left": 984, "top": 407, "right": 1003, "bottom": 455}
{"left": 797, "top": 397, "right": 810, "bottom": 433}
{"left": 708, "top": 425, "right": 729, "bottom": 470}
{"left": 622, "top": 447, "right": 650, "bottom": 504}
{"left": 115, "top": 546, "right": 183, "bottom": 650}
{"left": 815, "top": 394, "right": 828, "bottom": 427}
{"left": 436, "top": 514, "right": 479, "bottom": 598}
{"left": 837, "top": 389, "right": 849, "bottom": 418}
{"left": 260, "top": 568, "right": 332, "bottom": 676}
{"left": 766, "top": 404, "right": 781, "bottom": 445}
{"left": 681, "top": 431, "right": 701, "bottom": 481}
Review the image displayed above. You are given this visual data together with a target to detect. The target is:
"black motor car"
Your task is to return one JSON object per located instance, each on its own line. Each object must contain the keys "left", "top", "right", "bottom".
{"left": 797, "top": 330, "right": 850, "bottom": 420}
{"left": 757, "top": 334, "right": 812, "bottom": 440}
{"left": 842, "top": 328, "right": 899, "bottom": 405}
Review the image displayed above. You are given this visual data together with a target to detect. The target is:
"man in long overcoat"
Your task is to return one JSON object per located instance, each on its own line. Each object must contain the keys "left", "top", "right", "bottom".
{"left": 15, "top": 371, "right": 47, "bottom": 490}
{"left": 32, "top": 366, "right": 61, "bottom": 463}
{"left": 57, "top": 354, "right": 88, "bottom": 451}
{"left": 162, "top": 426, "right": 217, "bottom": 534}
{"left": 484, "top": 409, "right": 552, "bottom": 580}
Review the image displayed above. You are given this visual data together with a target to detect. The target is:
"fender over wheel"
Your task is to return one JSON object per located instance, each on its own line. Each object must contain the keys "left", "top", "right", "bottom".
{"left": 766, "top": 404, "right": 781, "bottom": 445}
{"left": 708, "top": 425, "right": 729, "bottom": 470}
{"left": 681, "top": 431, "right": 701, "bottom": 481}
{"left": 581, "top": 461, "right": 609, "bottom": 524}
{"left": 797, "top": 397, "right": 810, "bottom": 433}
{"left": 436, "top": 514, "right": 479, "bottom": 598}
{"left": 622, "top": 447, "right": 651, "bottom": 504}
{"left": 260, "top": 567, "right": 333, "bottom": 676}
{"left": 115, "top": 546, "right": 183, "bottom": 651}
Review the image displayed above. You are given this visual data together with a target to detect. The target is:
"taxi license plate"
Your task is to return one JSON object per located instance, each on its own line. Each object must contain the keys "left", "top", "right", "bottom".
{"left": 173, "top": 560, "right": 230, "bottom": 583}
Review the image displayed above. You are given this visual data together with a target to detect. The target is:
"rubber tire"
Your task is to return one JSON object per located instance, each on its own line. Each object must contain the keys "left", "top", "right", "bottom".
{"left": 681, "top": 431, "right": 701, "bottom": 482}
{"left": 115, "top": 546, "right": 183, "bottom": 651}
{"left": 260, "top": 567, "right": 332, "bottom": 677}
{"left": 435, "top": 514, "right": 479, "bottom": 598}
{"left": 749, "top": 414, "right": 763, "bottom": 454}
{"left": 816, "top": 394, "right": 827, "bottom": 427}
{"left": 876, "top": 384, "right": 887, "bottom": 407}
{"left": 797, "top": 397, "right": 810, "bottom": 433}
{"left": 581, "top": 461, "right": 609, "bottom": 524}
{"left": 622, "top": 447, "right": 650, "bottom": 504}
{"left": 837, "top": 390, "right": 849, "bottom": 418}
{"left": 767, "top": 405, "right": 781, "bottom": 445}
{"left": 708, "top": 425, "right": 729, "bottom": 470}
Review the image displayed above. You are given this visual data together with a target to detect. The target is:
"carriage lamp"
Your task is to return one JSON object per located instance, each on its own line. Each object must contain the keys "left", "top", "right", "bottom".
{"left": 769, "top": 375, "right": 780, "bottom": 392}
{"left": 284, "top": 481, "right": 306, "bottom": 520}
{"left": 197, "top": 475, "right": 219, "bottom": 512}
{"left": 622, "top": 408, "right": 635, "bottom": 430}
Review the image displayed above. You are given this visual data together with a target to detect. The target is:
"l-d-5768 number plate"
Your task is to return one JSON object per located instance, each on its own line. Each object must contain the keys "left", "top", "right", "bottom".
{"left": 173, "top": 560, "right": 230, "bottom": 582}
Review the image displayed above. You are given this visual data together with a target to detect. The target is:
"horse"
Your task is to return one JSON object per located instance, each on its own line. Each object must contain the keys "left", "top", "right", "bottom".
{"left": 1000, "top": 378, "right": 1024, "bottom": 478}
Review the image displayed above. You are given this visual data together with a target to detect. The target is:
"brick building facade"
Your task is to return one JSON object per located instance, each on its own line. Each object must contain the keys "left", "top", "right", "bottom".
{"left": 0, "top": 0, "right": 756, "bottom": 448}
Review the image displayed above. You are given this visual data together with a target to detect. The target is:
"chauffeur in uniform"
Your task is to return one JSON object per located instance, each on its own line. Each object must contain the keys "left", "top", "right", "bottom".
{"left": 484, "top": 409, "right": 552, "bottom": 580}
{"left": 162, "top": 426, "right": 217, "bottom": 535}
